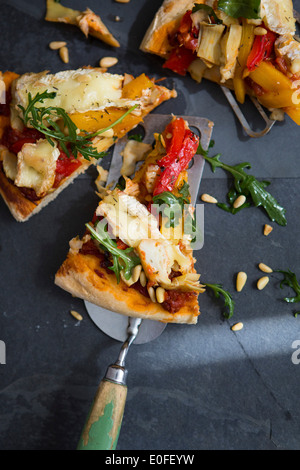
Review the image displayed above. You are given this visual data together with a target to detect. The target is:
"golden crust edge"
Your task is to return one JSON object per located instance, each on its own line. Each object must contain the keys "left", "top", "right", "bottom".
{"left": 55, "top": 250, "right": 200, "bottom": 325}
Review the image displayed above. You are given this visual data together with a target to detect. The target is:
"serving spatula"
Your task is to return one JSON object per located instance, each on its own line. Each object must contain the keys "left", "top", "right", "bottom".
{"left": 77, "top": 114, "right": 214, "bottom": 450}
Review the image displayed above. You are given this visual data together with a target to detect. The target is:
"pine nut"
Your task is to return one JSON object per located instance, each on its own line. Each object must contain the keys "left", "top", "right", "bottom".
{"left": 59, "top": 46, "right": 69, "bottom": 64}
{"left": 132, "top": 265, "right": 142, "bottom": 284}
{"left": 258, "top": 263, "right": 273, "bottom": 273}
{"left": 231, "top": 322, "right": 243, "bottom": 331}
{"left": 201, "top": 193, "right": 218, "bottom": 204}
{"left": 264, "top": 224, "right": 273, "bottom": 236}
{"left": 148, "top": 286, "right": 156, "bottom": 303}
{"left": 139, "top": 271, "right": 147, "bottom": 287}
{"left": 49, "top": 41, "right": 67, "bottom": 50}
{"left": 254, "top": 27, "right": 267, "bottom": 35}
{"left": 100, "top": 128, "right": 114, "bottom": 138}
{"left": 115, "top": 0, "right": 130, "bottom": 3}
{"left": 115, "top": 16, "right": 121, "bottom": 22}
{"left": 156, "top": 287, "right": 165, "bottom": 304}
{"left": 70, "top": 310, "right": 83, "bottom": 321}
{"left": 257, "top": 276, "right": 269, "bottom": 290}
{"left": 236, "top": 272, "right": 247, "bottom": 292}
{"left": 99, "top": 57, "right": 118, "bottom": 68}
{"left": 233, "top": 194, "right": 246, "bottom": 209}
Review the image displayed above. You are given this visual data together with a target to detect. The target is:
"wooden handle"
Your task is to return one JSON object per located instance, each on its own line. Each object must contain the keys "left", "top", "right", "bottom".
{"left": 77, "top": 379, "right": 127, "bottom": 450}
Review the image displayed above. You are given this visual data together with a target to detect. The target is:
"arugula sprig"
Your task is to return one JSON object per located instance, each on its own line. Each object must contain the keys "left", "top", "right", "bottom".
{"left": 217, "top": 0, "right": 261, "bottom": 20}
{"left": 276, "top": 270, "right": 300, "bottom": 304}
{"left": 203, "top": 283, "right": 235, "bottom": 319}
{"left": 18, "top": 90, "right": 138, "bottom": 160}
{"left": 86, "top": 221, "right": 140, "bottom": 283}
{"left": 153, "top": 181, "right": 190, "bottom": 228}
{"left": 198, "top": 147, "right": 287, "bottom": 227}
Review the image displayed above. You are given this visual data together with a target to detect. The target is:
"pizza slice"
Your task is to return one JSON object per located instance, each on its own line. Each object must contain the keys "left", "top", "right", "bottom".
{"left": 55, "top": 117, "right": 205, "bottom": 324}
{"left": 140, "top": 0, "right": 300, "bottom": 125}
{"left": 0, "top": 68, "right": 176, "bottom": 221}
{"left": 45, "top": 0, "right": 120, "bottom": 48}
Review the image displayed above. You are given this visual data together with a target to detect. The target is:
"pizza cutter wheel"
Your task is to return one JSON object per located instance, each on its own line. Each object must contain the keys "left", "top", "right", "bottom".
{"left": 76, "top": 114, "right": 214, "bottom": 450}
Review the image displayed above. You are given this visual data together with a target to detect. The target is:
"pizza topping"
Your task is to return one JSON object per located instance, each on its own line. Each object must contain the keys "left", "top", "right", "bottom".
{"left": 13, "top": 139, "right": 60, "bottom": 197}
{"left": 246, "top": 27, "right": 277, "bottom": 72}
{"left": 153, "top": 118, "right": 199, "bottom": 196}
{"left": 11, "top": 69, "right": 139, "bottom": 125}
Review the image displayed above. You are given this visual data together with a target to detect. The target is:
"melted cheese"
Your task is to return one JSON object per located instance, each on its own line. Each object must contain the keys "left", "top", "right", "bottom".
{"left": 11, "top": 69, "right": 138, "bottom": 126}
{"left": 2, "top": 148, "right": 18, "bottom": 181}
{"left": 14, "top": 139, "right": 60, "bottom": 196}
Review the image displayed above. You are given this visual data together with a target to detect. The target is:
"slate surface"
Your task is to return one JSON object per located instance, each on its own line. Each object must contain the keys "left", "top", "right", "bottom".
{"left": 0, "top": 0, "right": 300, "bottom": 451}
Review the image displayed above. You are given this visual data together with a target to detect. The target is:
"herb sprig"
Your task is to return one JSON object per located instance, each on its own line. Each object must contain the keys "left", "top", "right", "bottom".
{"left": 203, "top": 283, "right": 235, "bottom": 319}
{"left": 18, "top": 90, "right": 138, "bottom": 160}
{"left": 86, "top": 221, "right": 140, "bottom": 283}
{"left": 198, "top": 147, "right": 287, "bottom": 227}
{"left": 276, "top": 270, "right": 300, "bottom": 304}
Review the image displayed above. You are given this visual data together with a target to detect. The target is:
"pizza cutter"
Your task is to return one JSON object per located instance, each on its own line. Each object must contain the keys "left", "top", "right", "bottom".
{"left": 77, "top": 114, "right": 214, "bottom": 451}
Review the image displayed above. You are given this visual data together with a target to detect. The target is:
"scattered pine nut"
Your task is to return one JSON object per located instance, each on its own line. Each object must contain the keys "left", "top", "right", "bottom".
{"left": 70, "top": 310, "right": 83, "bottom": 321}
{"left": 236, "top": 272, "right": 247, "bottom": 292}
{"left": 99, "top": 57, "right": 118, "bottom": 68}
{"left": 115, "top": 15, "right": 121, "bottom": 22}
{"left": 156, "top": 287, "right": 165, "bottom": 304}
{"left": 254, "top": 27, "right": 267, "bottom": 35}
{"left": 257, "top": 276, "right": 269, "bottom": 290}
{"left": 59, "top": 46, "right": 69, "bottom": 64}
{"left": 49, "top": 41, "right": 67, "bottom": 50}
{"left": 258, "top": 263, "right": 273, "bottom": 273}
{"left": 201, "top": 193, "right": 218, "bottom": 204}
{"left": 115, "top": 0, "right": 130, "bottom": 3}
{"left": 264, "top": 224, "right": 273, "bottom": 236}
{"left": 231, "top": 322, "right": 243, "bottom": 331}
{"left": 233, "top": 194, "right": 246, "bottom": 209}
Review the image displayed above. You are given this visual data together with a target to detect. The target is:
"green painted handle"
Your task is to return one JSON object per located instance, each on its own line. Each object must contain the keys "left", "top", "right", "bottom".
{"left": 77, "top": 379, "right": 127, "bottom": 450}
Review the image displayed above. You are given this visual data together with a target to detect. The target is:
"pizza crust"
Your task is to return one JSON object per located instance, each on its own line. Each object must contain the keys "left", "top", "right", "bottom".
{"left": 140, "top": 0, "right": 196, "bottom": 58}
{"left": 55, "top": 244, "right": 200, "bottom": 324}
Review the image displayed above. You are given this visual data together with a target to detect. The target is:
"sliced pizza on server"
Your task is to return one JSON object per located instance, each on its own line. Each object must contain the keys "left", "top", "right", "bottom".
{"left": 0, "top": 68, "right": 176, "bottom": 221}
{"left": 140, "top": 0, "right": 300, "bottom": 125}
{"left": 55, "top": 117, "right": 205, "bottom": 324}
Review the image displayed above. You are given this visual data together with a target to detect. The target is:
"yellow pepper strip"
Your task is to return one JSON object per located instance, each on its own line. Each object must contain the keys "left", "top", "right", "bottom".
{"left": 257, "top": 89, "right": 296, "bottom": 108}
{"left": 283, "top": 106, "right": 300, "bottom": 125}
{"left": 233, "top": 20, "right": 255, "bottom": 104}
{"left": 248, "top": 61, "right": 292, "bottom": 93}
{"left": 70, "top": 74, "right": 155, "bottom": 138}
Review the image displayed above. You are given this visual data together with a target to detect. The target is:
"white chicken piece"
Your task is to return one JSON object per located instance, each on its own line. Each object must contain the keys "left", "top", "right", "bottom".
{"left": 275, "top": 34, "right": 300, "bottom": 74}
{"left": 260, "top": 0, "right": 295, "bottom": 36}
{"left": 96, "top": 189, "right": 163, "bottom": 247}
{"left": 136, "top": 238, "right": 194, "bottom": 289}
{"left": 220, "top": 24, "right": 243, "bottom": 83}
{"left": 13, "top": 139, "right": 60, "bottom": 196}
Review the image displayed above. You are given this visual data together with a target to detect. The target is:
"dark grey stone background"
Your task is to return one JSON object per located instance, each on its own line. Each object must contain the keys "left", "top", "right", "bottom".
{"left": 0, "top": 0, "right": 300, "bottom": 450}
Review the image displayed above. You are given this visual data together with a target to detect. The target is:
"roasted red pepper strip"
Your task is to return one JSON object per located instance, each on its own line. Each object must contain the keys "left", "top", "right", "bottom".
{"left": 246, "top": 29, "right": 277, "bottom": 72}
{"left": 53, "top": 149, "right": 82, "bottom": 188}
{"left": 163, "top": 117, "right": 186, "bottom": 157}
{"left": 153, "top": 129, "right": 199, "bottom": 196}
{"left": 177, "top": 10, "right": 199, "bottom": 52}
{"left": 163, "top": 46, "right": 196, "bottom": 76}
